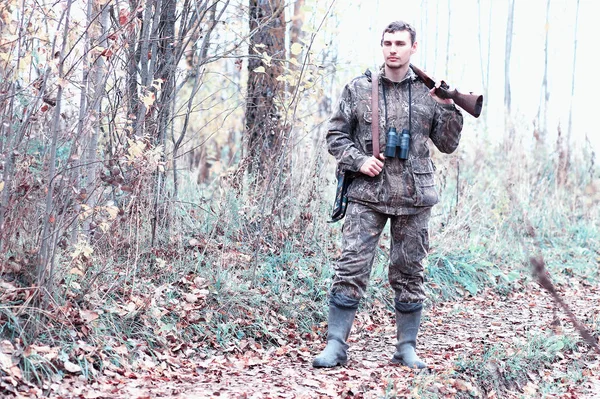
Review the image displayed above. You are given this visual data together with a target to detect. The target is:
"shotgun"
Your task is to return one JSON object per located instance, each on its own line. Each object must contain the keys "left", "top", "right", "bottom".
{"left": 410, "top": 64, "right": 483, "bottom": 118}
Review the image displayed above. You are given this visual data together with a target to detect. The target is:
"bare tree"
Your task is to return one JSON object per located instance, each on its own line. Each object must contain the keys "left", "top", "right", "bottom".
{"left": 79, "top": 2, "right": 110, "bottom": 239}
{"left": 537, "top": 0, "right": 551, "bottom": 144}
{"left": 420, "top": 0, "right": 429, "bottom": 70}
{"left": 290, "top": 0, "right": 306, "bottom": 65}
{"left": 172, "top": 1, "right": 230, "bottom": 197}
{"left": 0, "top": 0, "right": 242, "bottom": 296}
{"left": 150, "top": 0, "right": 178, "bottom": 245}
{"left": 246, "top": 0, "right": 287, "bottom": 180}
{"left": 477, "top": 0, "right": 492, "bottom": 127}
{"left": 433, "top": 0, "right": 440, "bottom": 72}
{"left": 566, "top": 0, "right": 580, "bottom": 176}
{"left": 504, "top": 0, "right": 515, "bottom": 141}
{"left": 445, "top": 0, "right": 451, "bottom": 78}
{"left": 38, "top": 0, "right": 74, "bottom": 295}
{"left": 111, "top": 0, "right": 233, "bottom": 244}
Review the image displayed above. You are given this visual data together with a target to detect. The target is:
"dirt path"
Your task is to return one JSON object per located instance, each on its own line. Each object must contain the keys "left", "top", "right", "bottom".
{"left": 40, "top": 280, "right": 599, "bottom": 399}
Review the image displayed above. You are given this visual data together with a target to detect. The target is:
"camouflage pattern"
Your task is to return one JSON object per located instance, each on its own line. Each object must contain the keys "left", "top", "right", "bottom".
{"left": 327, "top": 66, "right": 463, "bottom": 303}
{"left": 326, "top": 66, "right": 463, "bottom": 215}
{"left": 331, "top": 201, "right": 430, "bottom": 303}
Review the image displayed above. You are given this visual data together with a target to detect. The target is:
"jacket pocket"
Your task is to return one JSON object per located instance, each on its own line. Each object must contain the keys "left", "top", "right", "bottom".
{"left": 410, "top": 158, "right": 439, "bottom": 207}
{"left": 347, "top": 173, "right": 382, "bottom": 204}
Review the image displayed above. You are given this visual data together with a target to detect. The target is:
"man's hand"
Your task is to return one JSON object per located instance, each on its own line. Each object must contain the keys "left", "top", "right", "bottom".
{"left": 359, "top": 153, "right": 385, "bottom": 177}
{"left": 429, "top": 81, "right": 454, "bottom": 105}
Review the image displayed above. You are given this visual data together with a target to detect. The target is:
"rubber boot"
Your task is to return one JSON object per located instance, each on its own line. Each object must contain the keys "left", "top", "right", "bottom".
{"left": 312, "top": 294, "right": 359, "bottom": 368}
{"left": 391, "top": 301, "right": 427, "bottom": 369}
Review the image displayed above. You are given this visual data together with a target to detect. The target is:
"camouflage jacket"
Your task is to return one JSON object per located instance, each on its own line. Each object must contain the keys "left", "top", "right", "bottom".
{"left": 326, "top": 66, "right": 464, "bottom": 215}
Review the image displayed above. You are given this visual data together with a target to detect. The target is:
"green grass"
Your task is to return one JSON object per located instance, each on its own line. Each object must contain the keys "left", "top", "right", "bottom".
{"left": 19, "top": 353, "right": 58, "bottom": 386}
{"left": 453, "top": 332, "right": 583, "bottom": 397}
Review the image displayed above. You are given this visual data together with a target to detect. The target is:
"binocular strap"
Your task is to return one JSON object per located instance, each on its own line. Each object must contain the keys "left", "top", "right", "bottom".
{"left": 382, "top": 76, "right": 412, "bottom": 138}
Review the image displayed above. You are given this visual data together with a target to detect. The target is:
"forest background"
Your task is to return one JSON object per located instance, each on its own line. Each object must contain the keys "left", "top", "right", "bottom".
{"left": 0, "top": 0, "right": 599, "bottom": 397}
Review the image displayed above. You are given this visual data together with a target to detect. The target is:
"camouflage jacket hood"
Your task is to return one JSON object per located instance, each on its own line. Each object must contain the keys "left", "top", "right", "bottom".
{"left": 326, "top": 65, "right": 464, "bottom": 214}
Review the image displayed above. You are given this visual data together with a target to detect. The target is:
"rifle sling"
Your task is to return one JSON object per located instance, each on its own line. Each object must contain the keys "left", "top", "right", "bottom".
{"left": 371, "top": 71, "right": 379, "bottom": 157}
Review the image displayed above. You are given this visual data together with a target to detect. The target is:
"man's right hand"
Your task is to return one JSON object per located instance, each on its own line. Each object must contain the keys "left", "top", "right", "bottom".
{"left": 359, "top": 154, "right": 385, "bottom": 177}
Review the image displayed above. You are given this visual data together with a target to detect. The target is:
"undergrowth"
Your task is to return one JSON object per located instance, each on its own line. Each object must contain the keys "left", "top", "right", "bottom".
{"left": 452, "top": 332, "right": 585, "bottom": 398}
{"left": 1, "top": 135, "right": 598, "bottom": 389}
{"left": 378, "top": 332, "right": 586, "bottom": 399}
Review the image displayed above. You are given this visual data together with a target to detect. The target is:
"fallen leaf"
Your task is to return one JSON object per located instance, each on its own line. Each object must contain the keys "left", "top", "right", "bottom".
{"left": 0, "top": 340, "right": 15, "bottom": 354}
{"left": 184, "top": 293, "right": 198, "bottom": 303}
{"left": 80, "top": 309, "right": 100, "bottom": 323}
{"left": 300, "top": 379, "right": 321, "bottom": 388}
{"left": 64, "top": 361, "right": 82, "bottom": 373}
{"left": 0, "top": 352, "right": 13, "bottom": 370}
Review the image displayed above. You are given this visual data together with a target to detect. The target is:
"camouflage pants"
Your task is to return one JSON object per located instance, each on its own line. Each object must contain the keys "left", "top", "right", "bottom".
{"left": 331, "top": 201, "right": 431, "bottom": 303}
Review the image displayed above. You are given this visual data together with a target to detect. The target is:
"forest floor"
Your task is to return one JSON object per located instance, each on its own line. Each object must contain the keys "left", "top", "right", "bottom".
{"left": 29, "top": 279, "right": 600, "bottom": 399}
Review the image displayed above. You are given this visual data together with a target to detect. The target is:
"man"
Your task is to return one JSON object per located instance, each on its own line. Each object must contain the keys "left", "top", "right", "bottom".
{"left": 313, "top": 21, "right": 463, "bottom": 369}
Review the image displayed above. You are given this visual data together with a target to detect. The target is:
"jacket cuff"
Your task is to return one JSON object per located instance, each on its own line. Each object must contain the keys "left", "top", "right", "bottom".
{"left": 351, "top": 154, "right": 370, "bottom": 173}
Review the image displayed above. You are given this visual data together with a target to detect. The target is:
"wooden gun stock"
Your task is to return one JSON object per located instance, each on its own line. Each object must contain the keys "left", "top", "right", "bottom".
{"left": 410, "top": 64, "right": 483, "bottom": 118}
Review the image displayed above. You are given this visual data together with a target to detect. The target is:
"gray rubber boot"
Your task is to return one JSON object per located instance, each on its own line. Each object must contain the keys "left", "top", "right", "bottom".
{"left": 312, "top": 294, "right": 359, "bottom": 368}
{"left": 391, "top": 301, "right": 427, "bottom": 369}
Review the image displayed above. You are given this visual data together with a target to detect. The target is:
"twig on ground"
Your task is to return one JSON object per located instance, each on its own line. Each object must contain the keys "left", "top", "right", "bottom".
{"left": 530, "top": 255, "right": 600, "bottom": 354}
{"left": 507, "top": 186, "right": 600, "bottom": 355}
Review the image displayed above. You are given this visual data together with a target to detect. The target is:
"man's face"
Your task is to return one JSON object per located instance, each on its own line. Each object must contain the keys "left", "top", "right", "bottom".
{"left": 381, "top": 30, "right": 417, "bottom": 69}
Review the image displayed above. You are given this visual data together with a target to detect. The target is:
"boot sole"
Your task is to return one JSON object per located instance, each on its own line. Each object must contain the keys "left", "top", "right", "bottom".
{"left": 312, "top": 358, "right": 348, "bottom": 368}
{"left": 390, "top": 356, "right": 426, "bottom": 369}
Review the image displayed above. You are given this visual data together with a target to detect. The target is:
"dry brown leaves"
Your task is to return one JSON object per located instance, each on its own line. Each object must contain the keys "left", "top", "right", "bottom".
{"left": 2, "top": 277, "right": 599, "bottom": 398}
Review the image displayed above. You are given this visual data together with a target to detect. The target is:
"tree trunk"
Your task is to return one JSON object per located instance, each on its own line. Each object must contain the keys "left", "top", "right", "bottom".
{"left": 127, "top": 0, "right": 140, "bottom": 126}
{"left": 504, "top": 0, "right": 515, "bottom": 142}
{"left": 477, "top": 0, "right": 492, "bottom": 128}
{"left": 421, "top": 0, "right": 428, "bottom": 70}
{"left": 135, "top": 0, "right": 161, "bottom": 136}
{"left": 504, "top": 0, "right": 514, "bottom": 114}
{"left": 0, "top": 83, "right": 17, "bottom": 253}
{"left": 156, "top": 0, "right": 176, "bottom": 150}
{"left": 433, "top": 0, "right": 439, "bottom": 72}
{"left": 246, "top": 0, "right": 286, "bottom": 181}
{"left": 289, "top": 0, "right": 305, "bottom": 66}
{"left": 536, "top": 0, "right": 550, "bottom": 144}
{"left": 566, "top": 0, "right": 580, "bottom": 181}
{"left": 38, "top": 0, "right": 73, "bottom": 295}
{"left": 445, "top": 0, "right": 451, "bottom": 78}
{"left": 82, "top": 2, "right": 109, "bottom": 237}
{"left": 151, "top": 0, "right": 177, "bottom": 246}
{"left": 539, "top": 0, "right": 551, "bottom": 144}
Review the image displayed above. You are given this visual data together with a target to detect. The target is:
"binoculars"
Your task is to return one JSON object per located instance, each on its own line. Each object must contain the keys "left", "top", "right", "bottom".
{"left": 384, "top": 127, "right": 410, "bottom": 160}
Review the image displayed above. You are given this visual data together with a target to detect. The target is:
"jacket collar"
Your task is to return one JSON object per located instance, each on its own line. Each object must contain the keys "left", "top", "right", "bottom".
{"left": 379, "top": 64, "right": 416, "bottom": 84}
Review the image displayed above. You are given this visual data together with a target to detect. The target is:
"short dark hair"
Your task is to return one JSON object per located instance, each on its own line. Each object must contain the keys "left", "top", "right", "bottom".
{"left": 381, "top": 21, "right": 416, "bottom": 45}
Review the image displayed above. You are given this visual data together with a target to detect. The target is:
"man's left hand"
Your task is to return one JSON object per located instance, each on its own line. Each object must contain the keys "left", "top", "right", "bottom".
{"left": 429, "top": 82, "right": 454, "bottom": 105}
